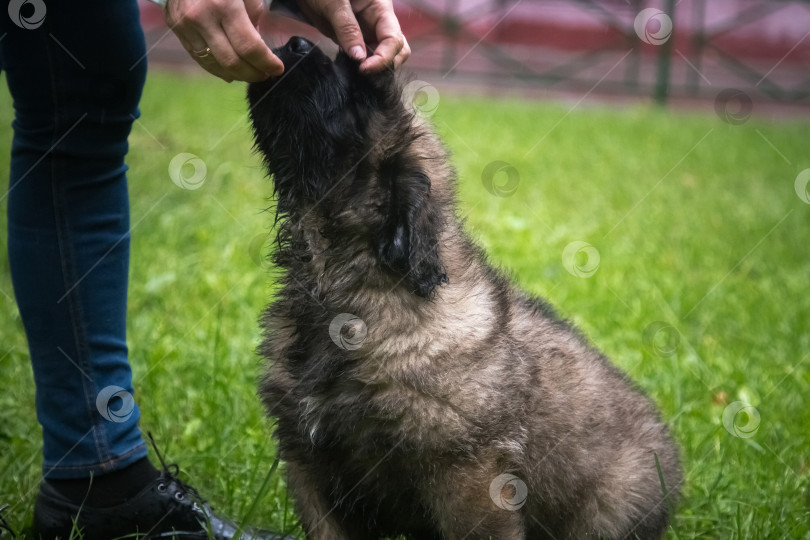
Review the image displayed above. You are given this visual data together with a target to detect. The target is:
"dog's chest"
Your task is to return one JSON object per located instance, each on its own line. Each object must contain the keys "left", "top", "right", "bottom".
{"left": 278, "top": 349, "right": 514, "bottom": 464}
{"left": 295, "top": 368, "right": 456, "bottom": 449}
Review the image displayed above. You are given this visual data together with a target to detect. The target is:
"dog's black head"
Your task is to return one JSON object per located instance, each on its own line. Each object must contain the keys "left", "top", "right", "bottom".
{"left": 248, "top": 37, "right": 447, "bottom": 299}
{"left": 248, "top": 37, "right": 386, "bottom": 204}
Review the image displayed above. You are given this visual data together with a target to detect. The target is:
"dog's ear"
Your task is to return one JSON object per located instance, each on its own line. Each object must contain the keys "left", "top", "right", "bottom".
{"left": 375, "top": 158, "right": 447, "bottom": 299}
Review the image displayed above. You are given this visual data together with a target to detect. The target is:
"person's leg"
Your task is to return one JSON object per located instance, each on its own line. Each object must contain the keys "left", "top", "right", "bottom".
{"left": 2, "top": 4, "right": 287, "bottom": 539}
{"left": 2, "top": 0, "right": 149, "bottom": 479}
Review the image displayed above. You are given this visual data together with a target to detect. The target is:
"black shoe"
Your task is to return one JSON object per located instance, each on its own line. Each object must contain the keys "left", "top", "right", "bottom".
{"left": 32, "top": 470, "right": 292, "bottom": 540}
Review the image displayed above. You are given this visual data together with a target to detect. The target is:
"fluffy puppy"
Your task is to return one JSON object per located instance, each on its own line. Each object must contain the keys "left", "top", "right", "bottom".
{"left": 248, "top": 36, "right": 681, "bottom": 540}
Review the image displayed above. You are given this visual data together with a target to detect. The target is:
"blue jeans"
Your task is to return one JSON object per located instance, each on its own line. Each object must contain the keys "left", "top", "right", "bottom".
{"left": 1, "top": 0, "right": 148, "bottom": 478}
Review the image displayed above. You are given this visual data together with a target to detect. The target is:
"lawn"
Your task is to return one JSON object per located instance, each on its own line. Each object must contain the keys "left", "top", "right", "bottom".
{"left": 1, "top": 69, "right": 809, "bottom": 539}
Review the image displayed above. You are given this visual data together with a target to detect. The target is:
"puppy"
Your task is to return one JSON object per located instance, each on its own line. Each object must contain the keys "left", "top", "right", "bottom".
{"left": 248, "top": 36, "right": 681, "bottom": 540}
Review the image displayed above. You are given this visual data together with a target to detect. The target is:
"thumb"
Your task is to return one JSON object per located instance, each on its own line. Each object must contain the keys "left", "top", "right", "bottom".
{"left": 325, "top": 2, "right": 366, "bottom": 61}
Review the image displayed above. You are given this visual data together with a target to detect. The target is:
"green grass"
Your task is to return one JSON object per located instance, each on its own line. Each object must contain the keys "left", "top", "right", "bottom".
{"left": 1, "top": 69, "right": 809, "bottom": 539}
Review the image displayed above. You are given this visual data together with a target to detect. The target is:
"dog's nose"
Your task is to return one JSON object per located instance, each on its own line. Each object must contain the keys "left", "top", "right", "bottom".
{"left": 288, "top": 36, "right": 314, "bottom": 55}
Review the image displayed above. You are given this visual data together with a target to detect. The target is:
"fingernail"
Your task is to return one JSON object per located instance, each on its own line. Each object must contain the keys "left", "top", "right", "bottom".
{"left": 350, "top": 46, "right": 366, "bottom": 60}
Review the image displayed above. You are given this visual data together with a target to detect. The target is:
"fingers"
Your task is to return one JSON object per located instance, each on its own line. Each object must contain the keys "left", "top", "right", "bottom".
{"left": 216, "top": 9, "right": 283, "bottom": 79}
{"left": 243, "top": 0, "right": 267, "bottom": 27}
{"left": 321, "top": 1, "right": 367, "bottom": 61}
{"left": 360, "top": 34, "right": 409, "bottom": 73}
{"left": 166, "top": 0, "right": 284, "bottom": 83}
{"left": 300, "top": 0, "right": 408, "bottom": 69}
{"left": 356, "top": 3, "right": 408, "bottom": 73}
{"left": 176, "top": 30, "right": 235, "bottom": 82}
{"left": 167, "top": 0, "right": 409, "bottom": 81}
{"left": 393, "top": 36, "right": 411, "bottom": 69}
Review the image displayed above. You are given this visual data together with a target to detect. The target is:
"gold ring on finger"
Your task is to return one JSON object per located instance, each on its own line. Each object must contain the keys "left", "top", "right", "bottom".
{"left": 194, "top": 47, "right": 214, "bottom": 61}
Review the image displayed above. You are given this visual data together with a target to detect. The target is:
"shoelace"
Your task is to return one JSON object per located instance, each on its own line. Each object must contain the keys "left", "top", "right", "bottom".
{"left": 145, "top": 432, "right": 283, "bottom": 538}
{"left": 147, "top": 433, "right": 207, "bottom": 509}
{"left": 0, "top": 504, "right": 17, "bottom": 539}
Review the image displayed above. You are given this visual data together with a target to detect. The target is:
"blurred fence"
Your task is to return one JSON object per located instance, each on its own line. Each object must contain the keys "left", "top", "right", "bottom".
{"left": 138, "top": 0, "right": 810, "bottom": 106}
{"left": 392, "top": 0, "right": 810, "bottom": 104}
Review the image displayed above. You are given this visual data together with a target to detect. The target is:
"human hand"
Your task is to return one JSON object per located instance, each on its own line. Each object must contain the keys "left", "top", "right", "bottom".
{"left": 165, "top": 0, "right": 284, "bottom": 82}
{"left": 296, "top": 0, "right": 410, "bottom": 73}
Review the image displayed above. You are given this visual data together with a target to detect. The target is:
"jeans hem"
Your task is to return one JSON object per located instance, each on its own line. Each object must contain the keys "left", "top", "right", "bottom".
{"left": 42, "top": 441, "right": 148, "bottom": 480}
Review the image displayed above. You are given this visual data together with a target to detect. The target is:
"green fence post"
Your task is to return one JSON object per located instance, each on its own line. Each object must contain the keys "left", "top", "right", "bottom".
{"left": 654, "top": 0, "right": 676, "bottom": 106}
